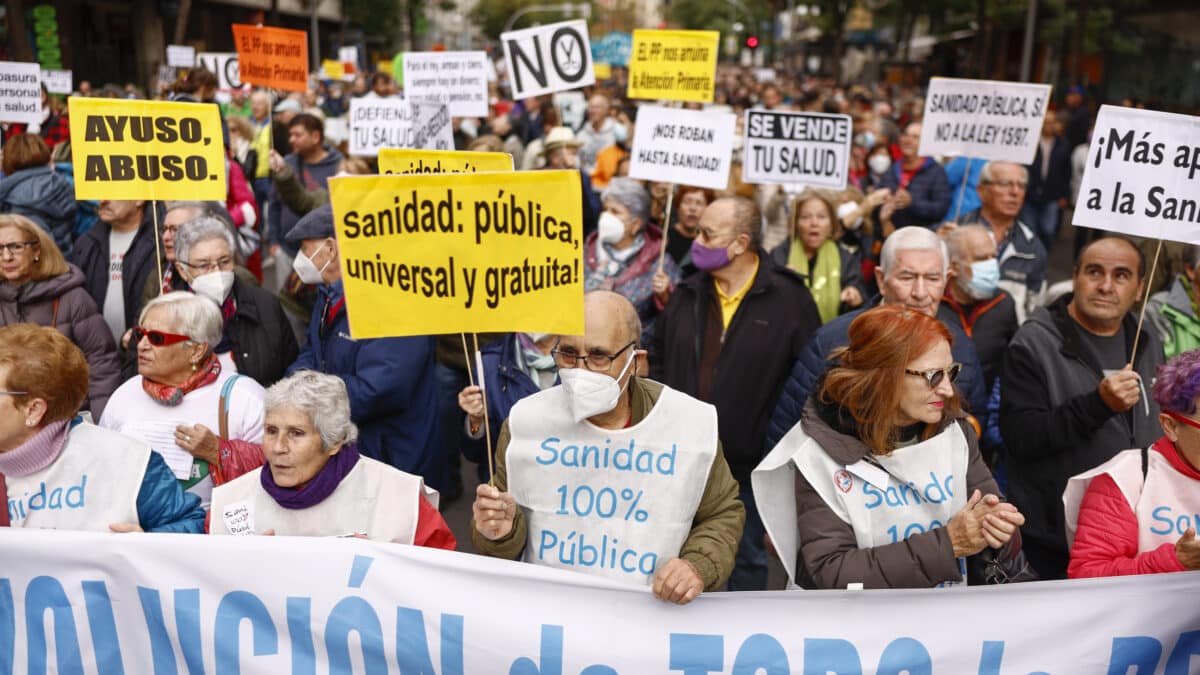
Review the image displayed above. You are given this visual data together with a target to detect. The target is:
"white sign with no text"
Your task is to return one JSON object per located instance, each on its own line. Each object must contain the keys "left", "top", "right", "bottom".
{"left": 502, "top": 20, "right": 595, "bottom": 99}
{"left": 401, "top": 51, "right": 489, "bottom": 118}
{"left": 1073, "top": 105, "right": 1200, "bottom": 244}
{"left": 194, "top": 52, "right": 242, "bottom": 90}
{"left": 0, "top": 62, "right": 42, "bottom": 124}
{"left": 920, "top": 77, "right": 1052, "bottom": 164}
{"left": 40, "top": 69, "right": 72, "bottom": 95}
{"left": 743, "top": 109, "right": 852, "bottom": 188}
{"left": 628, "top": 105, "right": 736, "bottom": 190}
{"left": 166, "top": 44, "right": 196, "bottom": 68}
{"left": 554, "top": 91, "right": 587, "bottom": 131}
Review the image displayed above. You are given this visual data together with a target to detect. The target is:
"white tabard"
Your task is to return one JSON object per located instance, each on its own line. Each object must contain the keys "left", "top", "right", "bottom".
{"left": 506, "top": 382, "right": 718, "bottom": 586}
{"left": 755, "top": 421, "right": 969, "bottom": 588}
{"left": 7, "top": 422, "right": 149, "bottom": 531}
{"left": 1064, "top": 446, "right": 1200, "bottom": 552}
{"left": 209, "top": 456, "right": 427, "bottom": 544}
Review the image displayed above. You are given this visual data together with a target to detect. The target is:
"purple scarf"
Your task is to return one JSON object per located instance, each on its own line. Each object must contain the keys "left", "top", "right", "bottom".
{"left": 260, "top": 443, "right": 360, "bottom": 510}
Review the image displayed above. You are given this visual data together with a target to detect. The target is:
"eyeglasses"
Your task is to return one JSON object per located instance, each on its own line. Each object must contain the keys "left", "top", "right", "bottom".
{"left": 552, "top": 340, "right": 636, "bottom": 371}
{"left": 1168, "top": 411, "right": 1200, "bottom": 431}
{"left": 905, "top": 363, "right": 963, "bottom": 389}
{"left": 0, "top": 391, "right": 27, "bottom": 396}
{"left": 178, "top": 257, "right": 234, "bottom": 274}
{"left": 132, "top": 326, "right": 192, "bottom": 347}
{"left": 0, "top": 241, "right": 37, "bottom": 255}
{"left": 983, "top": 179, "right": 1028, "bottom": 191}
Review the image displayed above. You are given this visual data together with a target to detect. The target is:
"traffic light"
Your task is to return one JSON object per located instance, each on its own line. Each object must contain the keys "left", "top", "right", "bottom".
{"left": 745, "top": 35, "right": 759, "bottom": 50}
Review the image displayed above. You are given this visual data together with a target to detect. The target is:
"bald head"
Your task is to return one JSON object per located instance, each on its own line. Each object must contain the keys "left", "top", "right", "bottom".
{"left": 584, "top": 290, "right": 641, "bottom": 346}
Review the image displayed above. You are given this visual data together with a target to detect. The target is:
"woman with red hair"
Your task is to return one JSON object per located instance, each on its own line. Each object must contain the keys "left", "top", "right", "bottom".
{"left": 753, "top": 304, "right": 1030, "bottom": 588}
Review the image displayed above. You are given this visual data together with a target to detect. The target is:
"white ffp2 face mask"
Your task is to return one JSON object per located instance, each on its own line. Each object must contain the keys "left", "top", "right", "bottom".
{"left": 190, "top": 270, "right": 235, "bottom": 305}
{"left": 597, "top": 212, "right": 626, "bottom": 245}
{"left": 293, "top": 241, "right": 331, "bottom": 285}
{"left": 557, "top": 350, "right": 636, "bottom": 423}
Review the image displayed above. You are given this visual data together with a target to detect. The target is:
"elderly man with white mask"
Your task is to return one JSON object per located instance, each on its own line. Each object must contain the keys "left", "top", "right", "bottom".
{"left": 471, "top": 291, "right": 743, "bottom": 604}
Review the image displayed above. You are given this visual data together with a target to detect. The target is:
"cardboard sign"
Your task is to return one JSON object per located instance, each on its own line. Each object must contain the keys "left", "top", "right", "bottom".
{"left": 626, "top": 30, "right": 719, "bottom": 103}
{"left": 743, "top": 110, "right": 853, "bottom": 189}
{"left": 195, "top": 52, "right": 242, "bottom": 90}
{"left": 348, "top": 98, "right": 453, "bottom": 157}
{"left": 40, "top": 69, "right": 72, "bottom": 95}
{"left": 1073, "top": 105, "right": 1200, "bottom": 243}
{"left": 401, "top": 51, "right": 489, "bottom": 118}
{"left": 501, "top": 20, "right": 595, "bottom": 100}
{"left": 378, "top": 149, "right": 513, "bottom": 175}
{"left": 0, "top": 62, "right": 42, "bottom": 124}
{"left": 166, "top": 45, "right": 196, "bottom": 68}
{"left": 919, "top": 77, "right": 1052, "bottom": 164}
{"left": 68, "top": 98, "right": 227, "bottom": 201}
{"left": 231, "top": 24, "right": 308, "bottom": 92}
{"left": 328, "top": 171, "right": 584, "bottom": 338}
{"left": 628, "top": 105, "right": 736, "bottom": 190}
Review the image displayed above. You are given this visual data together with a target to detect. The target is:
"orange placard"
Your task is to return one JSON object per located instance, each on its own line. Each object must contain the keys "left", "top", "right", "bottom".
{"left": 231, "top": 24, "right": 309, "bottom": 92}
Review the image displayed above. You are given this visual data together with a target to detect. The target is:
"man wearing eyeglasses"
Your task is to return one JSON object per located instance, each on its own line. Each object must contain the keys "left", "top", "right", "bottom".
{"left": 952, "top": 160, "right": 1048, "bottom": 323}
{"left": 472, "top": 291, "right": 744, "bottom": 605}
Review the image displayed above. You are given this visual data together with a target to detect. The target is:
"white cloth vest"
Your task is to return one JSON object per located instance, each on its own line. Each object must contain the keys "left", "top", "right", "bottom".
{"left": 209, "top": 456, "right": 425, "bottom": 544}
{"left": 755, "top": 421, "right": 969, "bottom": 588}
{"left": 7, "top": 422, "right": 149, "bottom": 531}
{"left": 1064, "top": 446, "right": 1200, "bottom": 552}
{"left": 506, "top": 382, "right": 718, "bottom": 586}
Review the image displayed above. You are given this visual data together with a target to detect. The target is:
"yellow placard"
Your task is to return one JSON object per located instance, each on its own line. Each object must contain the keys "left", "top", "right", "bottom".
{"left": 322, "top": 59, "right": 345, "bottom": 80}
{"left": 627, "top": 29, "right": 719, "bottom": 103}
{"left": 329, "top": 171, "right": 584, "bottom": 338}
{"left": 378, "top": 149, "right": 514, "bottom": 176}
{"left": 68, "top": 97, "right": 227, "bottom": 201}
{"left": 594, "top": 62, "right": 612, "bottom": 81}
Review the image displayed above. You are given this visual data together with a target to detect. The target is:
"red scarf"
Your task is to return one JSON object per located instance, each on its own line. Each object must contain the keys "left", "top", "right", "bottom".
{"left": 142, "top": 352, "right": 221, "bottom": 406}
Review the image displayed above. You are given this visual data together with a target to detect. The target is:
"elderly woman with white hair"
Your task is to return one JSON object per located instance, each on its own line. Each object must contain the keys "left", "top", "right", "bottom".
{"left": 101, "top": 291, "right": 266, "bottom": 509}
{"left": 209, "top": 370, "right": 456, "bottom": 547}
{"left": 584, "top": 177, "right": 679, "bottom": 342}
{"left": 171, "top": 215, "right": 298, "bottom": 387}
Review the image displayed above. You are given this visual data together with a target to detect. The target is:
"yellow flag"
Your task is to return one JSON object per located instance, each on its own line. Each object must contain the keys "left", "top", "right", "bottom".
{"left": 329, "top": 171, "right": 584, "bottom": 338}
{"left": 627, "top": 29, "right": 719, "bottom": 103}
{"left": 377, "top": 149, "right": 513, "bottom": 176}
{"left": 68, "top": 98, "right": 227, "bottom": 201}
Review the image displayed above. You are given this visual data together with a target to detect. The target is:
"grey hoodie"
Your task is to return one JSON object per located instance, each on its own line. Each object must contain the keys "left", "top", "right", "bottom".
{"left": 0, "top": 166, "right": 77, "bottom": 252}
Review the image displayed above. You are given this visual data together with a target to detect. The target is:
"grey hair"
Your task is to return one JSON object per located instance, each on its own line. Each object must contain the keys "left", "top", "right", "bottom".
{"left": 165, "top": 201, "right": 215, "bottom": 220}
{"left": 944, "top": 224, "right": 991, "bottom": 264}
{"left": 979, "top": 160, "right": 1028, "bottom": 185}
{"left": 139, "top": 291, "right": 223, "bottom": 347}
{"left": 880, "top": 226, "right": 948, "bottom": 276}
{"left": 265, "top": 370, "right": 358, "bottom": 451}
{"left": 175, "top": 216, "right": 236, "bottom": 266}
{"left": 602, "top": 177, "right": 651, "bottom": 226}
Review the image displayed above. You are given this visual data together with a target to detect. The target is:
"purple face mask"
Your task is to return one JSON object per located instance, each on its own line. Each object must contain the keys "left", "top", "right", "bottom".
{"left": 690, "top": 239, "right": 732, "bottom": 271}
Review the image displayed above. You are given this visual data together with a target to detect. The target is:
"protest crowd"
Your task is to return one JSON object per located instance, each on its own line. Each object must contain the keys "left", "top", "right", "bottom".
{"left": 2, "top": 21, "right": 1200, "bottom": 666}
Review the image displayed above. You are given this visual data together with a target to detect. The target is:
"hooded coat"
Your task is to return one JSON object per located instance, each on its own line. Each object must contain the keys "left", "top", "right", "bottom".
{"left": 0, "top": 166, "right": 77, "bottom": 252}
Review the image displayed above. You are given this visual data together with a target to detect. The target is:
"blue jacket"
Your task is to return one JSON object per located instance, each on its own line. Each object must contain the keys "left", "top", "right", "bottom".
{"left": 138, "top": 451, "right": 206, "bottom": 533}
{"left": 461, "top": 335, "right": 551, "bottom": 476}
{"left": 288, "top": 281, "right": 444, "bottom": 489}
{"left": 268, "top": 146, "right": 344, "bottom": 256}
{"left": 879, "top": 157, "right": 952, "bottom": 229}
{"left": 0, "top": 165, "right": 76, "bottom": 251}
{"left": 942, "top": 157, "right": 984, "bottom": 221}
{"left": 764, "top": 300, "right": 989, "bottom": 453}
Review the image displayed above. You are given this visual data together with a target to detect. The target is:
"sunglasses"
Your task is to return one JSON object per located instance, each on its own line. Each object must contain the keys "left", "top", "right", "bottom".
{"left": 132, "top": 326, "right": 191, "bottom": 347}
{"left": 905, "top": 363, "right": 963, "bottom": 389}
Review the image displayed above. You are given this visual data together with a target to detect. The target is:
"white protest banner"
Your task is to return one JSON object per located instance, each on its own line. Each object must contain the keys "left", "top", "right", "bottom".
{"left": 0, "top": 62, "right": 42, "bottom": 124}
{"left": 194, "top": 52, "right": 241, "bottom": 90}
{"left": 629, "top": 104, "right": 736, "bottom": 190}
{"left": 502, "top": 19, "right": 595, "bottom": 99}
{"left": 920, "top": 77, "right": 1052, "bottom": 164}
{"left": 411, "top": 102, "right": 455, "bottom": 150}
{"left": 40, "top": 69, "right": 72, "bottom": 95}
{"left": 402, "top": 51, "right": 489, "bottom": 118}
{"left": 166, "top": 44, "right": 196, "bottom": 68}
{"left": 553, "top": 90, "right": 587, "bottom": 130}
{"left": 3, "top": 529, "right": 1200, "bottom": 672}
{"left": 743, "top": 110, "right": 852, "bottom": 189}
{"left": 1073, "top": 105, "right": 1200, "bottom": 243}
{"left": 349, "top": 96, "right": 414, "bottom": 156}
{"left": 338, "top": 45, "right": 358, "bottom": 68}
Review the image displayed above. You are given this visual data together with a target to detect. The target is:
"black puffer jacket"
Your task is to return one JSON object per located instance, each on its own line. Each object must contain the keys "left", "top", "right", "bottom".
{"left": 0, "top": 166, "right": 76, "bottom": 252}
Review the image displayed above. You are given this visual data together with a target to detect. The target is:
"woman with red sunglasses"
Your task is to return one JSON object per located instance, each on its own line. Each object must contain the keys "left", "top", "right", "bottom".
{"left": 1066, "top": 349, "right": 1200, "bottom": 577}
{"left": 100, "top": 291, "right": 266, "bottom": 511}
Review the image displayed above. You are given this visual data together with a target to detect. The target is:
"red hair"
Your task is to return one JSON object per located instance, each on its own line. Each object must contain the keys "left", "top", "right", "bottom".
{"left": 819, "top": 305, "right": 960, "bottom": 454}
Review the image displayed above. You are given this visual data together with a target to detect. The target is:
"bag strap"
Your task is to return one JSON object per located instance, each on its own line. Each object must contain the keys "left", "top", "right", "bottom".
{"left": 218, "top": 374, "right": 243, "bottom": 441}
{"left": 50, "top": 297, "right": 59, "bottom": 328}
{"left": 1141, "top": 445, "right": 1150, "bottom": 480}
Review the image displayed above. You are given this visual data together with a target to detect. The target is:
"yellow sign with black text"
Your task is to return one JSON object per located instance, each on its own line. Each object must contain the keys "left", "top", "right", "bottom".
{"left": 377, "top": 149, "right": 514, "bottom": 176}
{"left": 329, "top": 171, "right": 584, "bottom": 338}
{"left": 68, "top": 98, "right": 226, "bottom": 201}
{"left": 627, "top": 29, "right": 719, "bottom": 103}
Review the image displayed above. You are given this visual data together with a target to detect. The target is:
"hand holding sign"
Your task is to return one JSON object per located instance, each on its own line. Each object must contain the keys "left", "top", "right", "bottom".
{"left": 1099, "top": 366, "right": 1142, "bottom": 412}
{"left": 652, "top": 558, "right": 703, "bottom": 605}
{"left": 473, "top": 483, "right": 517, "bottom": 540}
{"left": 1176, "top": 528, "right": 1200, "bottom": 570}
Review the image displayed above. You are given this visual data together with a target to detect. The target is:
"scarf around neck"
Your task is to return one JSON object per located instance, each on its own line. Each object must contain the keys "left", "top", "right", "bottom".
{"left": 789, "top": 238, "right": 842, "bottom": 323}
{"left": 260, "top": 443, "right": 361, "bottom": 510}
{"left": 141, "top": 352, "right": 221, "bottom": 406}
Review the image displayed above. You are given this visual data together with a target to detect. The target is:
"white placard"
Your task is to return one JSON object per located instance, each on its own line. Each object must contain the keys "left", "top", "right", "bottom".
{"left": 743, "top": 109, "right": 852, "bottom": 188}
{"left": 338, "top": 45, "right": 358, "bottom": 66}
{"left": 920, "top": 77, "right": 1052, "bottom": 164}
{"left": 411, "top": 102, "right": 455, "bottom": 150}
{"left": 349, "top": 97, "right": 415, "bottom": 156}
{"left": 501, "top": 20, "right": 595, "bottom": 99}
{"left": 1073, "top": 105, "right": 1200, "bottom": 243}
{"left": 121, "top": 419, "right": 194, "bottom": 479}
{"left": 401, "top": 51, "right": 489, "bottom": 118}
{"left": 0, "top": 62, "right": 42, "bottom": 124}
{"left": 166, "top": 44, "right": 196, "bottom": 68}
{"left": 754, "top": 67, "right": 777, "bottom": 82}
{"left": 40, "top": 69, "right": 72, "bottom": 95}
{"left": 629, "top": 105, "right": 736, "bottom": 190}
{"left": 194, "top": 52, "right": 242, "bottom": 90}
{"left": 553, "top": 91, "right": 587, "bottom": 130}
{"left": 3, "top": 528, "right": 1200, "bottom": 673}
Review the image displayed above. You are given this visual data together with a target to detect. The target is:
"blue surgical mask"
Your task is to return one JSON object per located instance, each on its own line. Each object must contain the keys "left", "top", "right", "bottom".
{"left": 965, "top": 258, "right": 1001, "bottom": 300}
{"left": 613, "top": 122, "right": 629, "bottom": 144}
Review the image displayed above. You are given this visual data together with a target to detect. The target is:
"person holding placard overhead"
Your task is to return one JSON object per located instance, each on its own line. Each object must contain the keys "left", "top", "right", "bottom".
{"left": 472, "top": 291, "right": 744, "bottom": 604}
{"left": 1000, "top": 236, "right": 1163, "bottom": 579}
{"left": 877, "top": 123, "right": 951, "bottom": 230}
